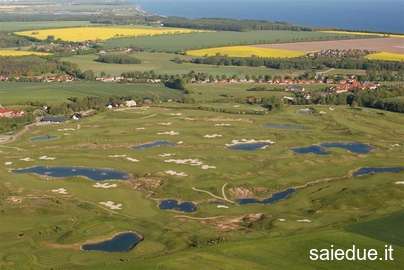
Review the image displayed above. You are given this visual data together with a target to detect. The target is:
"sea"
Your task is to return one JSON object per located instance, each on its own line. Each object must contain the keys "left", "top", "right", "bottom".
{"left": 132, "top": 0, "right": 404, "bottom": 33}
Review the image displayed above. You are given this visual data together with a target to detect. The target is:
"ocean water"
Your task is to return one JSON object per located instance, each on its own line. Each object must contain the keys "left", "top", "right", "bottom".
{"left": 133, "top": 0, "right": 404, "bottom": 33}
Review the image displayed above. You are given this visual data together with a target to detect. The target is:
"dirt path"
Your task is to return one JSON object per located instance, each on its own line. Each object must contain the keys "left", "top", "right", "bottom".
{"left": 0, "top": 118, "right": 40, "bottom": 145}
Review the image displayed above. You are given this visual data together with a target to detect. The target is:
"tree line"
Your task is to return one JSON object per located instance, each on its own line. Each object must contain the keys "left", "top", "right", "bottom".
{"left": 190, "top": 55, "right": 404, "bottom": 73}
{"left": 95, "top": 54, "right": 141, "bottom": 64}
{"left": 161, "top": 17, "right": 312, "bottom": 32}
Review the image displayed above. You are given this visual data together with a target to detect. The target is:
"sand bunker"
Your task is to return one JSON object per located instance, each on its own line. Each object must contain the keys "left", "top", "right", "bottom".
{"left": 99, "top": 201, "right": 122, "bottom": 210}
{"left": 395, "top": 181, "right": 404, "bottom": 185}
{"left": 215, "top": 123, "right": 232, "bottom": 127}
{"left": 157, "top": 131, "right": 179, "bottom": 136}
{"left": 39, "top": 156, "right": 56, "bottom": 160}
{"left": 159, "top": 153, "right": 175, "bottom": 157}
{"left": 165, "top": 170, "right": 188, "bottom": 177}
{"left": 170, "top": 113, "right": 183, "bottom": 116}
{"left": 52, "top": 188, "right": 68, "bottom": 195}
{"left": 4, "top": 161, "right": 13, "bottom": 166}
{"left": 226, "top": 139, "right": 275, "bottom": 146}
{"left": 164, "top": 158, "right": 216, "bottom": 170}
{"left": 297, "top": 219, "right": 312, "bottom": 223}
{"left": 109, "top": 154, "right": 139, "bottom": 162}
{"left": 136, "top": 127, "right": 146, "bottom": 130}
{"left": 93, "top": 183, "right": 118, "bottom": 189}
{"left": 20, "top": 157, "right": 34, "bottom": 162}
{"left": 204, "top": 134, "right": 223, "bottom": 138}
{"left": 158, "top": 122, "right": 172, "bottom": 126}
{"left": 217, "top": 205, "right": 229, "bottom": 209}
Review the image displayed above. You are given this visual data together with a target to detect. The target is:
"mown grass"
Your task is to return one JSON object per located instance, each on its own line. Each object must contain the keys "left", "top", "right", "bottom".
{"left": 0, "top": 103, "right": 403, "bottom": 269}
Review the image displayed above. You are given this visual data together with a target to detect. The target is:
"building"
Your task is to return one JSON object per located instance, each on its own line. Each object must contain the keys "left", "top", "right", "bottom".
{"left": 0, "top": 108, "right": 25, "bottom": 118}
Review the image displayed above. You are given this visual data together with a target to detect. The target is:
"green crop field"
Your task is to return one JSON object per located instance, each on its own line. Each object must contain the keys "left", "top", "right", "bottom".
{"left": 62, "top": 52, "right": 295, "bottom": 77}
{"left": 0, "top": 21, "right": 95, "bottom": 32}
{"left": 0, "top": 102, "right": 403, "bottom": 269}
{"left": 103, "top": 30, "right": 367, "bottom": 52}
{"left": 0, "top": 81, "right": 182, "bottom": 105}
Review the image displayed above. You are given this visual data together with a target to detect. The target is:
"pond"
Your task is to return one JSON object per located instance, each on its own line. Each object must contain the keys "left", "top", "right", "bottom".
{"left": 133, "top": 140, "right": 176, "bottom": 150}
{"left": 265, "top": 123, "right": 305, "bottom": 130}
{"left": 159, "top": 199, "right": 197, "bottom": 212}
{"left": 238, "top": 188, "right": 296, "bottom": 205}
{"left": 81, "top": 232, "right": 142, "bottom": 252}
{"left": 13, "top": 166, "right": 129, "bottom": 181}
{"left": 353, "top": 167, "right": 404, "bottom": 177}
{"left": 30, "top": 135, "right": 58, "bottom": 142}
{"left": 229, "top": 142, "right": 272, "bottom": 151}
{"left": 293, "top": 142, "right": 372, "bottom": 155}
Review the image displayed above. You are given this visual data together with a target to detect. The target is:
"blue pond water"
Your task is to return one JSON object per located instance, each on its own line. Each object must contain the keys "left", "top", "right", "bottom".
{"left": 229, "top": 142, "right": 271, "bottom": 151}
{"left": 31, "top": 135, "right": 58, "bottom": 142}
{"left": 159, "top": 199, "right": 197, "bottom": 212}
{"left": 353, "top": 167, "right": 404, "bottom": 177}
{"left": 238, "top": 188, "right": 296, "bottom": 205}
{"left": 133, "top": 140, "right": 176, "bottom": 150}
{"left": 293, "top": 142, "right": 372, "bottom": 155}
{"left": 292, "top": 145, "right": 329, "bottom": 155}
{"left": 265, "top": 123, "right": 305, "bottom": 130}
{"left": 81, "top": 232, "right": 142, "bottom": 252}
{"left": 13, "top": 166, "right": 129, "bottom": 181}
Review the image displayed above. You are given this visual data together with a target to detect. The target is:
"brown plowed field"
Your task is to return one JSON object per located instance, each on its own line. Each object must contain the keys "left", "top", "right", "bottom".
{"left": 254, "top": 37, "right": 404, "bottom": 53}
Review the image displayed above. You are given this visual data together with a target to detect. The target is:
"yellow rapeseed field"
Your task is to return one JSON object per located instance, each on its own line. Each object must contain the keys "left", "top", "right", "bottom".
{"left": 319, "top": 30, "right": 404, "bottom": 38}
{"left": 186, "top": 46, "right": 305, "bottom": 58}
{"left": 15, "top": 26, "right": 204, "bottom": 42}
{"left": 0, "top": 49, "right": 49, "bottom": 57}
{"left": 366, "top": 52, "right": 404, "bottom": 61}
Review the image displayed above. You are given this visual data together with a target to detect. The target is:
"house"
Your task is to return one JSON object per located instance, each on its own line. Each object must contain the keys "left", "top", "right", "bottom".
{"left": 0, "top": 108, "right": 25, "bottom": 118}
{"left": 125, "top": 100, "right": 137, "bottom": 107}
{"left": 286, "top": 85, "right": 305, "bottom": 93}
{"left": 41, "top": 115, "right": 66, "bottom": 124}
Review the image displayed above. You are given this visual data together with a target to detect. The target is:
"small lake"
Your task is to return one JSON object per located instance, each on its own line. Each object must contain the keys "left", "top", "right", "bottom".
{"left": 81, "top": 232, "right": 142, "bottom": 252}
{"left": 353, "top": 167, "right": 404, "bottom": 177}
{"left": 133, "top": 140, "right": 176, "bottom": 150}
{"left": 229, "top": 142, "right": 272, "bottom": 151}
{"left": 159, "top": 199, "right": 197, "bottom": 212}
{"left": 293, "top": 142, "right": 372, "bottom": 155}
{"left": 238, "top": 188, "right": 296, "bottom": 205}
{"left": 31, "top": 135, "right": 58, "bottom": 142}
{"left": 265, "top": 123, "right": 305, "bottom": 130}
{"left": 13, "top": 166, "right": 129, "bottom": 181}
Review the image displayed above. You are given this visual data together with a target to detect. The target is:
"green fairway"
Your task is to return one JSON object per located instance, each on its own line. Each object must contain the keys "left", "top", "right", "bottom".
{"left": 347, "top": 211, "right": 404, "bottom": 247}
{"left": 0, "top": 81, "right": 183, "bottom": 105}
{"left": 1, "top": 103, "right": 403, "bottom": 269}
{"left": 103, "top": 30, "right": 367, "bottom": 52}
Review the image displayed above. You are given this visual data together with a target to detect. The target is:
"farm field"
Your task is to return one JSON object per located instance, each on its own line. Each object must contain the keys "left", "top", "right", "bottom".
{"left": 15, "top": 26, "right": 205, "bottom": 42}
{"left": 186, "top": 46, "right": 305, "bottom": 58}
{"left": 0, "top": 82, "right": 182, "bottom": 105}
{"left": 320, "top": 30, "right": 404, "bottom": 39}
{"left": 0, "top": 104, "right": 403, "bottom": 269}
{"left": 254, "top": 37, "right": 404, "bottom": 54}
{"left": 103, "top": 30, "right": 366, "bottom": 52}
{"left": 366, "top": 52, "right": 404, "bottom": 61}
{"left": 186, "top": 83, "right": 327, "bottom": 103}
{"left": 0, "top": 21, "right": 95, "bottom": 32}
{"left": 0, "top": 49, "right": 49, "bottom": 56}
{"left": 62, "top": 52, "right": 298, "bottom": 77}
